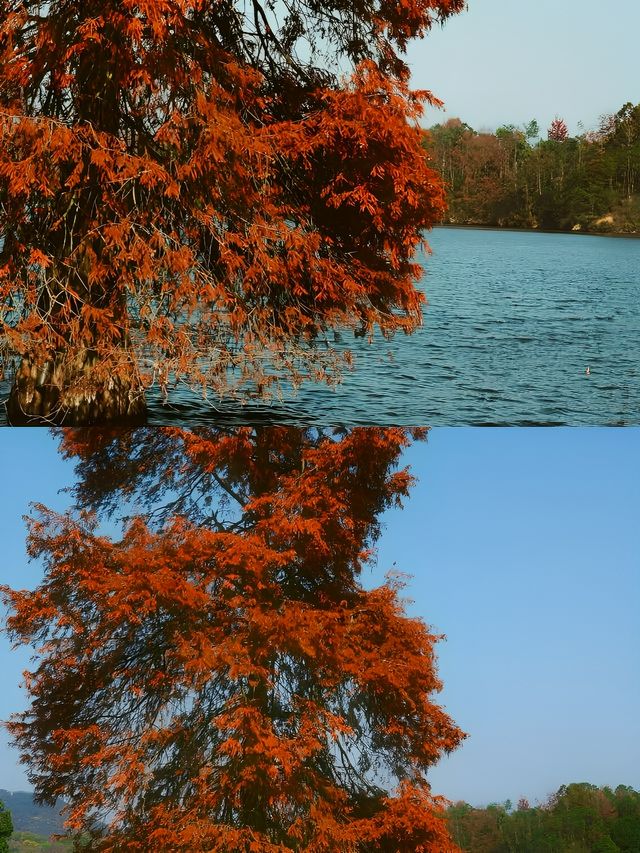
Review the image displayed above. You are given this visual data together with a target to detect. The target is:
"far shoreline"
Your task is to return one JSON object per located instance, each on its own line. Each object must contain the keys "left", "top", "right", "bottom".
{"left": 433, "top": 222, "right": 640, "bottom": 240}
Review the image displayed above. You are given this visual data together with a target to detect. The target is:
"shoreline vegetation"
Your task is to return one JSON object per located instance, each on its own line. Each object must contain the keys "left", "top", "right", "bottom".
{"left": 4, "top": 782, "right": 640, "bottom": 851}
{"left": 423, "top": 103, "right": 640, "bottom": 238}
{"left": 446, "top": 783, "right": 640, "bottom": 853}
{"left": 435, "top": 222, "right": 640, "bottom": 239}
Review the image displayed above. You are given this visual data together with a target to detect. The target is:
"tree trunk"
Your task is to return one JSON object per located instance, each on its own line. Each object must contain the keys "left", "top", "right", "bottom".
{"left": 6, "top": 350, "right": 147, "bottom": 425}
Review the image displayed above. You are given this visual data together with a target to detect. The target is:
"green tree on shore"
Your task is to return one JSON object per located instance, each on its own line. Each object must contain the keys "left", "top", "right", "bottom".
{"left": 424, "top": 103, "right": 640, "bottom": 233}
{"left": 447, "top": 783, "right": 640, "bottom": 852}
{"left": 0, "top": 798, "right": 13, "bottom": 852}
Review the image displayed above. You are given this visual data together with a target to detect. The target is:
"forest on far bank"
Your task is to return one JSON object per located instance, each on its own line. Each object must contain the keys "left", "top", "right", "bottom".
{"left": 447, "top": 782, "right": 640, "bottom": 853}
{"left": 424, "top": 103, "right": 640, "bottom": 234}
{"left": 2, "top": 782, "right": 639, "bottom": 851}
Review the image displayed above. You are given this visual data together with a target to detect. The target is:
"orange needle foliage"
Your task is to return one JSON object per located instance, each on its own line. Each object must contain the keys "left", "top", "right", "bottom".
{"left": 3, "top": 427, "right": 465, "bottom": 850}
{"left": 0, "top": 0, "right": 464, "bottom": 423}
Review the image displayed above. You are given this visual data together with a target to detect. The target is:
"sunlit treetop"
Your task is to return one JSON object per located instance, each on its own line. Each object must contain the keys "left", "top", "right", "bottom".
{"left": 547, "top": 117, "right": 569, "bottom": 141}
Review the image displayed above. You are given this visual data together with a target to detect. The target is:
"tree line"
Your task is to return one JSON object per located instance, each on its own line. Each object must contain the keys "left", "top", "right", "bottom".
{"left": 446, "top": 783, "right": 640, "bottom": 852}
{"left": 4, "top": 781, "right": 640, "bottom": 851}
{"left": 424, "top": 104, "right": 640, "bottom": 233}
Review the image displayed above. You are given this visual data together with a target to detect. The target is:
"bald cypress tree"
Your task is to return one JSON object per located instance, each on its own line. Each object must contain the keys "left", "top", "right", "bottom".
{"left": 3, "top": 427, "right": 465, "bottom": 850}
{"left": 0, "top": 0, "right": 463, "bottom": 424}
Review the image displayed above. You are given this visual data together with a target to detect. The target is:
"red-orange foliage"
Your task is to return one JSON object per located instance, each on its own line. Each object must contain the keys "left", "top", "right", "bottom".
{"left": 547, "top": 117, "right": 569, "bottom": 142}
{"left": 0, "top": 0, "right": 464, "bottom": 423}
{"left": 3, "top": 427, "right": 465, "bottom": 850}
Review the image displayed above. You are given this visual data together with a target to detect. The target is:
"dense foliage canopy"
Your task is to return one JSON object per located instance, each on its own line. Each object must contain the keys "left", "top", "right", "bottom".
{"left": 2, "top": 427, "right": 465, "bottom": 851}
{"left": 0, "top": 0, "right": 464, "bottom": 423}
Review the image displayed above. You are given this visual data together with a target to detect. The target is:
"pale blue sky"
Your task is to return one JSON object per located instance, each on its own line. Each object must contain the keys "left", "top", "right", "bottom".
{"left": 1, "top": 429, "right": 638, "bottom": 809}
{"left": 371, "top": 428, "right": 640, "bottom": 806}
{"left": 411, "top": 0, "right": 640, "bottom": 136}
{"left": 0, "top": 431, "right": 74, "bottom": 792}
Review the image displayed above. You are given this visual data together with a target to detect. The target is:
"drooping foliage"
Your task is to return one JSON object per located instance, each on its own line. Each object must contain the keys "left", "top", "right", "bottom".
{"left": 0, "top": 0, "right": 465, "bottom": 423}
{"left": 2, "top": 427, "right": 465, "bottom": 851}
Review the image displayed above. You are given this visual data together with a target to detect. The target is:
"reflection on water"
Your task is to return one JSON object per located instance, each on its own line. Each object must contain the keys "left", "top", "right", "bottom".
{"left": 147, "top": 395, "right": 311, "bottom": 426}
{"left": 2, "top": 227, "right": 639, "bottom": 425}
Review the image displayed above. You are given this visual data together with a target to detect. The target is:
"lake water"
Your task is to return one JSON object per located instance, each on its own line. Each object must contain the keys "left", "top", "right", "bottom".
{"left": 2, "top": 227, "right": 639, "bottom": 425}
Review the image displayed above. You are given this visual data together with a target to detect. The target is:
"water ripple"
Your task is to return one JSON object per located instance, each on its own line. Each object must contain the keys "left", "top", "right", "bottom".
{"left": 1, "top": 227, "right": 639, "bottom": 425}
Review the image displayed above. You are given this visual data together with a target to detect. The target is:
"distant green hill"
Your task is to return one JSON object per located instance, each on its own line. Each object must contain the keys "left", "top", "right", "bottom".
{"left": 8, "top": 831, "right": 75, "bottom": 852}
{"left": 0, "top": 792, "right": 64, "bottom": 838}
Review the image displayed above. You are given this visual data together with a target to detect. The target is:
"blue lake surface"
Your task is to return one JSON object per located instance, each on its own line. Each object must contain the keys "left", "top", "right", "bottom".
{"left": 2, "top": 227, "right": 639, "bottom": 425}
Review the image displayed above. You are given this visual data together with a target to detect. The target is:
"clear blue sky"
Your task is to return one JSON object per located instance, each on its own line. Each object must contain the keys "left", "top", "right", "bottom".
{"left": 1, "top": 428, "right": 639, "bottom": 810}
{"left": 370, "top": 428, "right": 640, "bottom": 806}
{"left": 0, "top": 430, "right": 74, "bottom": 792}
{"left": 411, "top": 0, "right": 640, "bottom": 136}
